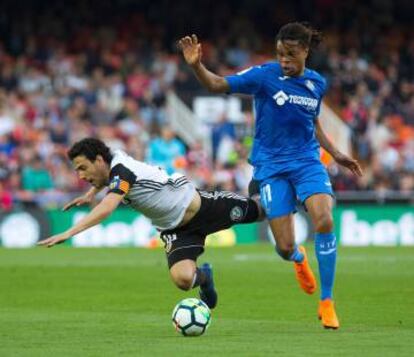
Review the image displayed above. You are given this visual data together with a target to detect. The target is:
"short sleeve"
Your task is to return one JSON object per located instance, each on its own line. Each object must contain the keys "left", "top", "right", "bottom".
{"left": 315, "top": 78, "right": 328, "bottom": 117}
{"left": 225, "top": 65, "right": 264, "bottom": 95}
{"left": 315, "top": 99, "right": 323, "bottom": 118}
{"left": 108, "top": 164, "right": 137, "bottom": 195}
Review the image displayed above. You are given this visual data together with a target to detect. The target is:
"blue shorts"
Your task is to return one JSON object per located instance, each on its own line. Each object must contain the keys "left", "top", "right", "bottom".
{"left": 256, "top": 158, "right": 334, "bottom": 219}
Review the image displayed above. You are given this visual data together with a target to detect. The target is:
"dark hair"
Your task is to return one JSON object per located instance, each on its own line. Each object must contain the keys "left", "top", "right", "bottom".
{"left": 67, "top": 137, "right": 113, "bottom": 164}
{"left": 276, "top": 22, "right": 323, "bottom": 49}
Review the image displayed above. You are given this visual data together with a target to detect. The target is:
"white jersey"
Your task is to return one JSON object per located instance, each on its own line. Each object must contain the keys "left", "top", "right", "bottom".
{"left": 107, "top": 150, "right": 196, "bottom": 231}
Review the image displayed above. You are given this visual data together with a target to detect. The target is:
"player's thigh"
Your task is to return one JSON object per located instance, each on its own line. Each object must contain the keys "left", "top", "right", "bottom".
{"left": 160, "top": 230, "right": 205, "bottom": 269}
{"left": 259, "top": 177, "right": 297, "bottom": 219}
{"left": 292, "top": 160, "right": 334, "bottom": 206}
{"left": 197, "top": 191, "right": 260, "bottom": 234}
{"left": 304, "top": 193, "right": 334, "bottom": 232}
{"left": 268, "top": 213, "right": 296, "bottom": 250}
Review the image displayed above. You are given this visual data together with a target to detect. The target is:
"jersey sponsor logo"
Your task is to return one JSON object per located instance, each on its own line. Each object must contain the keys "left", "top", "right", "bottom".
{"left": 230, "top": 206, "right": 244, "bottom": 222}
{"left": 273, "top": 90, "right": 289, "bottom": 105}
{"left": 273, "top": 90, "right": 319, "bottom": 111}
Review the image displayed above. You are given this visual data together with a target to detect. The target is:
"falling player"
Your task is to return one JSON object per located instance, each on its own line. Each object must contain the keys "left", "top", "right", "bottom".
{"left": 38, "top": 138, "right": 263, "bottom": 309}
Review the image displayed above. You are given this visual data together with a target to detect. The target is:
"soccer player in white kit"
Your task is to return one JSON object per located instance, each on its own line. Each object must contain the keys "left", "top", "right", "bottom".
{"left": 38, "top": 138, "right": 262, "bottom": 309}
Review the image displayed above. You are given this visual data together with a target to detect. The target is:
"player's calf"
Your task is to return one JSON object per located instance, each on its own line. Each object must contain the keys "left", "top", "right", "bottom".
{"left": 169, "top": 260, "right": 217, "bottom": 308}
{"left": 172, "top": 261, "right": 218, "bottom": 309}
{"left": 170, "top": 260, "right": 197, "bottom": 291}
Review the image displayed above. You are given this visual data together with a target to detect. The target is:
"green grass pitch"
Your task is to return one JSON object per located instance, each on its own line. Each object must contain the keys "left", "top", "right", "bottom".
{"left": 1, "top": 245, "right": 413, "bottom": 356}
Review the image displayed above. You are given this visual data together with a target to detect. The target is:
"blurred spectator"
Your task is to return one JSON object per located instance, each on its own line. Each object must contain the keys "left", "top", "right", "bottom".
{"left": 0, "top": 0, "right": 411, "bottom": 206}
{"left": 127, "top": 65, "right": 150, "bottom": 100}
{"left": 211, "top": 113, "right": 236, "bottom": 163}
{"left": 21, "top": 156, "right": 54, "bottom": 193}
{"left": 146, "top": 126, "right": 186, "bottom": 174}
{"left": 0, "top": 181, "right": 13, "bottom": 211}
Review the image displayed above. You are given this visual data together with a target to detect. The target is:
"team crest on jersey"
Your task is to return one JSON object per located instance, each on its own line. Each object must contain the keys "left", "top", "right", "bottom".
{"left": 305, "top": 80, "right": 316, "bottom": 92}
{"left": 230, "top": 206, "right": 244, "bottom": 222}
{"left": 109, "top": 175, "right": 120, "bottom": 190}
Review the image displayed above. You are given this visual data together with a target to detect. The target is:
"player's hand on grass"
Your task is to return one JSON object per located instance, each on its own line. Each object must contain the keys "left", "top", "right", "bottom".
{"left": 37, "top": 232, "right": 71, "bottom": 248}
{"left": 62, "top": 193, "right": 94, "bottom": 211}
{"left": 178, "top": 34, "right": 202, "bottom": 66}
{"left": 334, "top": 152, "right": 363, "bottom": 176}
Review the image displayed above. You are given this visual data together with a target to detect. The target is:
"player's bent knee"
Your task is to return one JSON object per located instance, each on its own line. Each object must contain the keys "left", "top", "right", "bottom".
{"left": 275, "top": 242, "right": 295, "bottom": 260}
{"left": 314, "top": 214, "right": 334, "bottom": 233}
{"left": 276, "top": 248, "right": 292, "bottom": 260}
{"left": 173, "top": 274, "right": 194, "bottom": 291}
{"left": 170, "top": 265, "right": 195, "bottom": 291}
{"left": 175, "top": 280, "right": 192, "bottom": 291}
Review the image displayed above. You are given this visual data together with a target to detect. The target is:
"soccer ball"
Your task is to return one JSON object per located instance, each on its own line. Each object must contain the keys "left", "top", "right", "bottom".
{"left": 172, "top": 298, "right": 211, "bottom": 336}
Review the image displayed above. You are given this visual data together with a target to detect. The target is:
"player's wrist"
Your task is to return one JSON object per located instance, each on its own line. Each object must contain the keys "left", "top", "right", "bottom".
{"left": 190, "top": 61, "right": 202, "bottom": 70}
{"left": 331, "top": 150, "right": 342, "bottom": 160}
{"left": 61, "top": 231, "right": 72, "bottom": 241}
{"left": 85, "top": 191, "right": 95, "bottom": 200}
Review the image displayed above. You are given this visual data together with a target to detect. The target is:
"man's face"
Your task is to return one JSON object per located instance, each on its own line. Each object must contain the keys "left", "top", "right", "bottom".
{"left": 276, "top": 40, "right": 308, "bottom": 77}
{"left": 72, "top": 155, "right": 109, "bottom": 189}
{"left": 161, "top": 127, "right": 174, "bottom": 141}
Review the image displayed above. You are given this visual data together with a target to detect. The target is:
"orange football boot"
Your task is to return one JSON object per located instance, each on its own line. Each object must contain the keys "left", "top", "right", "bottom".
{"left": 294, "top": 245, "right": 317, "bottom": 294}
{"left": 318, "top": 299, "right": 340, "bottom": 329}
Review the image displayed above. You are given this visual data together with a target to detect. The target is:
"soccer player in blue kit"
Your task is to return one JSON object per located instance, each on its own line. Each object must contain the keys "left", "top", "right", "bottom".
{"left": 179, "top": 22, "right": 362, "bottom": 329}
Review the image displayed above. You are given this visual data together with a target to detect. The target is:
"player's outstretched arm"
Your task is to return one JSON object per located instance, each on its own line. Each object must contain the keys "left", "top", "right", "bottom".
{"left": 178, "top": 34, "right": 230, "bottom": 93}
{"left": 315, "top": 119, "right": 363, "bottom": 177}
{"left": 62, "top": 186, "right": 103, "bottom": 211}
{"left": 38, "top": 193, "right": 123, "bottom": 247}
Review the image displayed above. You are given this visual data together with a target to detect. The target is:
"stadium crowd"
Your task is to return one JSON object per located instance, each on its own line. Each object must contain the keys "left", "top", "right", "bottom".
{"left": 0, "top": 0, "right": 413, "bottom": 209}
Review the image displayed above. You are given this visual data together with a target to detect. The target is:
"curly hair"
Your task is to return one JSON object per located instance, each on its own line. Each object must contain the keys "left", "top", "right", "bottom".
{"left": 67, "top": 137, "right": 113, "bottom": 164}
{"left": 276, "top": 22, "right": 323, "bottom": 49}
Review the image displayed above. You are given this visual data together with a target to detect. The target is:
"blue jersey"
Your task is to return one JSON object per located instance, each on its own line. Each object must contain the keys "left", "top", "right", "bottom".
{"left": 225, "top": 62, "right": 327, "bottom": 170}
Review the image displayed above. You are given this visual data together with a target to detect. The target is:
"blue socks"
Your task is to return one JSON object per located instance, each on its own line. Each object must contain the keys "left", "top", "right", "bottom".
{"left": 275, "top": 245, "right": 304, "bottom": 263}
{"left": 315, "top": 232, "right": 337, "bottom": 300}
